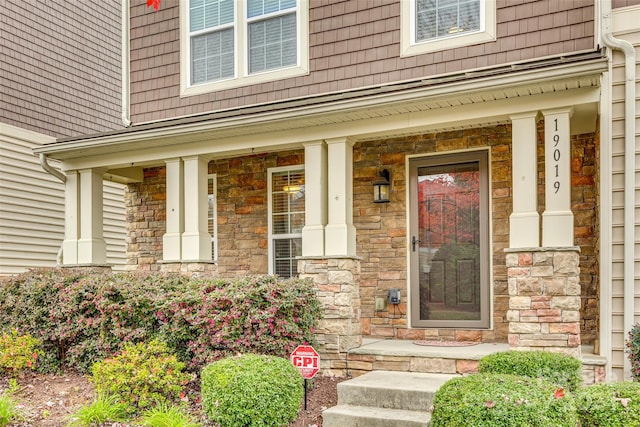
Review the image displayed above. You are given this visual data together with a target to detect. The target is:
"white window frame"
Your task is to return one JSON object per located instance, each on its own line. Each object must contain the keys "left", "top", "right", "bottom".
{"left": 208, "top": 173, "right": 218, "bottom": 261}
{"left": 180, "top": 0, "right": 309, "bottom": 96}
{"left": 401, "top": 0, "right": 496, "bottom": 57}
{"left": 267, "top": 165, "right": 304, "bottom": 277}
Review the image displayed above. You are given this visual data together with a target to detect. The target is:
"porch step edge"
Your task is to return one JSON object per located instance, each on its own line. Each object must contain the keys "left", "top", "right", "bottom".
{"left": 322, "top": 404, "right": 431, "bottom": 427}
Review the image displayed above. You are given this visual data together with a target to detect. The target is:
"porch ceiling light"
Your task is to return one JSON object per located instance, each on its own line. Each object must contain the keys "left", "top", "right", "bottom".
{"left": 373, "top": 169, "right": 391, "bottom": 203}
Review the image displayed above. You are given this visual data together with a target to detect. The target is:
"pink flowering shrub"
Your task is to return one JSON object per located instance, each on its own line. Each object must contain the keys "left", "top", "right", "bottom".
{"left": 0, "top": 270, "right": 321, "bottom": 372}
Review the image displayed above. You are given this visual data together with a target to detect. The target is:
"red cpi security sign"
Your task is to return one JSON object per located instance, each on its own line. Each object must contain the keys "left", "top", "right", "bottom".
{"left": 290, "top": 345, "right": 320, "bottom": 379}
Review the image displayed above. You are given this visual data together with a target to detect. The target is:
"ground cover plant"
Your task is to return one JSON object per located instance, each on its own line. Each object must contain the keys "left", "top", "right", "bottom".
{"left": 430, "top": 373, "right": 578, "bottom": 427}
{"left": 478, "top": 350, "right": 582, "bottom": 391}
{"left": 0, "top": 270, "right": 321, "bottom": 373}
{"left": 575, "top": 381, "right": 640, "bottom": 427}
{"left": 201, "top": 354, "right": 304, "bottom": 427}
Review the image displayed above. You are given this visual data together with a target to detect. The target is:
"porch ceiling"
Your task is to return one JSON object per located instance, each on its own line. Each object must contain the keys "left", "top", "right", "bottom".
{"left": 34, "top": 51, "right": 606, "bottom": 172}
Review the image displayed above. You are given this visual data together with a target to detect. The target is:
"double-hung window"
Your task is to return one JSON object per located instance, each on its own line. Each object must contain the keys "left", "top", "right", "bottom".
{"left": 401, "top": 0, "right": 496, "bottom": 57}
{"left": 182, "top": 0, "right": 309, "bottom": 95}
{"left": 268, "top": 167, "right": 305, "bottom": 278}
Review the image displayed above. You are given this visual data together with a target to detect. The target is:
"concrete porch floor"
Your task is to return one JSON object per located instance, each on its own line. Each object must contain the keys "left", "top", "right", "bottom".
{"left": 344, "top": 338, "right": 607, "bottom": 382}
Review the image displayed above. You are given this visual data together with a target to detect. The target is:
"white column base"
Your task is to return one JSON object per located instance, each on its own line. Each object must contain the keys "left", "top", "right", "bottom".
{"left": 542, "top": 210, "right": 574, "bottom": 247}
{"left": 77, "top": 238, "right": 107, "bottom": 264}
{"left": 61, "top": 239, "right": 79, "bottom": 265}
{"left": 302, "top": 224, "right": 325, "bottom": 256}
{"left": 163, "top": 232, "right": 182, "bottom": 261}
{"left": 324, "top": 223, "right": 356, "bottom": 257}
{"left": 181, "top": 231, "right": 212, "bottom": 261}
{"left": 509, "top": 212, "right": 540, "bottom": 248}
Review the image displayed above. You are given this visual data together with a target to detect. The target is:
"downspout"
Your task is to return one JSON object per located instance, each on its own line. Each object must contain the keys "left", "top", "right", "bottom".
{"left": 121, "top": 0, "right": 131, "bottom": 127}
{"left": 602, "top": 1, "right": 637, "bottom": 380}
{"left": 39, "top": 153, "right": 66, "bottom": 265}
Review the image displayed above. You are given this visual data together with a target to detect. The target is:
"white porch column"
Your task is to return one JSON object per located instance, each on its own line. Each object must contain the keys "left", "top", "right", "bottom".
{"left": 302, "top": 141, "right": 327, "bottom": 256}
{"left": 324, "top": 138, "right": 356, "bottom": 257}
{"left": 62, "top": 170, "right": 80, "bottom": 265}
{"left": 542, "top": 108, "right": 574, "bottom": 247}
{"left": 163, "top": 158, "right": 184, "bottom": 261}
{"left": 77, "top": 168, "right": 107, "bottom": 264}
{"left": 181, "top": 156, "right": 211, "bottom": 260}
{"left": 509, "top": 112, "right": 540, "bottom": 248}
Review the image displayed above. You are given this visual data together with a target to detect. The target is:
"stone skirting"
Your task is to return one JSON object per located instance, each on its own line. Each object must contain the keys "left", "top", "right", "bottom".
{"left": 298, "top": 257, "right": 362, "bottom": 377}
{"left": 506, "top": 247, "right": 581, "bottom": 357}
{"left": 158, "top": 261, "right": 218, "bottom": 277}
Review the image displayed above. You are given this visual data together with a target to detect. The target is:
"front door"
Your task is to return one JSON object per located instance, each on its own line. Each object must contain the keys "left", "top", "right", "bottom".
{"left": 409, "top": 151, "right": 490, "bottom": 328}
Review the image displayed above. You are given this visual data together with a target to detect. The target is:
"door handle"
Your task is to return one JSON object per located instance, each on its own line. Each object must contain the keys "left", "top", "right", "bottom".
{"left": 412, "top": 236, "right": 421, "bottom": 251}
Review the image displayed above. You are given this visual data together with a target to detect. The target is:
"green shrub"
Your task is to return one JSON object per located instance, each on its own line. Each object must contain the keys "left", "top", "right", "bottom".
{"left": 478, "top": 350, "right": 582, "bottom": 391}
{"left": 0, "top": 330, "right": 41, "bottom": 375}
{"left": 91, "top": 339, "right": 191, "bottom": 413}
{"left": 575, "top": 382, "right": 640, "bottom": 426}
{"left": 430, "top": 373, "right": 578, "bottom": 427}
{"left": 626, "top": 324, "right": 640, "bottom": 381}
{"left": 201, "top": 354, "right": 303, "bottom": 427}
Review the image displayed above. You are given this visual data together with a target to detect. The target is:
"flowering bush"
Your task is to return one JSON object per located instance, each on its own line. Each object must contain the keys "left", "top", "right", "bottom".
{"left": 91, "top": 339, "right": 191, "bottom": 413}
{"left": 626, "top": 323, "right": 640, "bottom": 381}
{"left": 158, "top": 275, "right": 322, "bottom": 368}
{"left": 431, "top": 373, "right": 578, "bottom": 427}
{"left": 201, "top": 354, "right": 303, "bottom": 427}
{"left": 0, "top": 330, "right": 41, "bottom": 375}
{"left": 0, "top": 270, "right": 321, "bottom": 372}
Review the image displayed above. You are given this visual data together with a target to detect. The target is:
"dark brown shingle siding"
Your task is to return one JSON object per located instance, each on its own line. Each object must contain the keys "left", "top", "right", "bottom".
{"left": 1, "top": 0, "right": 122, "bottom": 138}
{"left": 129, "top": 0, "right": 595, "bottom": 123}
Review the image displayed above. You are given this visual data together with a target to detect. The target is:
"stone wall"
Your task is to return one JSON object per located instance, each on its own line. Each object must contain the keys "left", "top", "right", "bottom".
{"left": 506, "top": 248, "right": 581, "bottom": 357}
{"left": 353, "top": 126, "right": 513, "bottom": 342}
{"left": 124, "top": 167, "right": 166, "bottom": 271}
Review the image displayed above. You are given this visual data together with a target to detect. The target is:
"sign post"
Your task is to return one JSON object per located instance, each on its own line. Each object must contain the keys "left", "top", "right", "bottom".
{"left": 290, "top": 345, "right": 320, "bottom": 410}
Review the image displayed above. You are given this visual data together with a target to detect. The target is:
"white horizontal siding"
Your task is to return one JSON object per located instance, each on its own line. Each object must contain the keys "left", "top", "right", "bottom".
{"left": 0, "top": 124, "right": 126, "bottom": 275}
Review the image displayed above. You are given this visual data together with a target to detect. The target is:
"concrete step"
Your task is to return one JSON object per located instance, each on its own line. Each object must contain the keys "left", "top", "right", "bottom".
{"left": 322, "top": 404, "right": 431, "bottom": 427}
{"left": 337, "top": 371, "right": 456, "bottom": 412}
{"left": 322, "top": 371, "right": 458, "bottom": 427}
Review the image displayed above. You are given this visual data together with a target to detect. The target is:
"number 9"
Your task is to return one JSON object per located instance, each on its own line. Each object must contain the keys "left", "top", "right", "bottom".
{"left": 554, "top": 181, "right": 560, "bottom": 193}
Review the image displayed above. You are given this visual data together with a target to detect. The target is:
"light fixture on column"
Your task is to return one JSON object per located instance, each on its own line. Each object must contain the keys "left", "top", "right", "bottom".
{"left": 373, "top": 169, "right": 390, "bottom": 203}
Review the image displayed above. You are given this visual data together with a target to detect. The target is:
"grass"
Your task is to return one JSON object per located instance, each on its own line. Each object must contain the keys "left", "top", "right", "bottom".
{"left": 66, "top": 394, "right": 128, "bottom": 427}
{"left": 0, "top": 392, "right": 21, "bottom": 427}
{"left": 140, "top": 403, "right": 200, "bottom": 427}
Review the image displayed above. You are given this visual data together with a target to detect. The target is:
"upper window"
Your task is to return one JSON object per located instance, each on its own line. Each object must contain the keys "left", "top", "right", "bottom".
{"left": 401, "top": 0, "right": 496, "bottom": 57}
{"left": 181, "top": 0, "right": 309, "bottom": 96}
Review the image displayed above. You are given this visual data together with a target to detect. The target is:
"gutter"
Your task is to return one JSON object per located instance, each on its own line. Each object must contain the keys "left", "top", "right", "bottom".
{"left": 38, "top": 153, "right": 66, "bottom": 265}
{"left": 121, "top": 0, "right": 131, "bottom": 127}
{"left": 601, "top": 1, "right": 637, "bottom": 380}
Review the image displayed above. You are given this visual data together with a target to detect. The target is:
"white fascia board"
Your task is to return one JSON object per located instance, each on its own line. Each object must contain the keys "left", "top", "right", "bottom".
{"left": 36, "top": 58, "right": 606, "bottom": 171}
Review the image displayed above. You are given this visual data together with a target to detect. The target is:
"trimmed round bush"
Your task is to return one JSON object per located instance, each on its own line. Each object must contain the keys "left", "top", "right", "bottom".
{"left": 576, "top": 382, "right": 640, "bottom": 426}
{"left": 201, "top": 354, "right": 303, "bottom": 427}
{"left": 478, "top": 350, "right": 582, "bottom": 391}
{"left": 91, "top": 339, "right": 191, "bottom": 413}
{"left": 430, "top": 373, "right": 578, "bottom": 427}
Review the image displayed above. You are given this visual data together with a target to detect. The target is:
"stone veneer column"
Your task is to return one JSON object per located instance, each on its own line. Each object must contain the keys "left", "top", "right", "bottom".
{"left": 298, "top": 257, "right": 361, "bottom": 376}
{"left": 506, "top": 248, "right": 581, "bottom": 357}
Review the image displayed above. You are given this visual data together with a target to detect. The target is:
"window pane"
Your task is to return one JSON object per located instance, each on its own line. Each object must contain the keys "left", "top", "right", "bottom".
{"left": 415, "top": 0, "right": 480, "bottom": 42}
{"left": 248, "top": 0, "right": 296, "bottom": 18}
{"left": 249, "top": 13, "right": 297, "bottom": 74}
{"left": 191, "top": 0, "right": 234, "bottom": 31}
{"left": 191, "top": 29, "right": 235, "bottom": 84}
{"left": 274, "top": 238, "right": 301, "bottom": 278}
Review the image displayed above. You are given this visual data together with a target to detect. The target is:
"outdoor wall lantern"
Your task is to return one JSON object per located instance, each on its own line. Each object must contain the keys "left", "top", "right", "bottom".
{"left": 373, "top": 169, "right": 391, "bottom": 203}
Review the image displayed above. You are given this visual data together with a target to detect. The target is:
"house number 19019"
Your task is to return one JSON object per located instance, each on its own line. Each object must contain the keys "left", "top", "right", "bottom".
{"left": 552, "top": 118, "right": 561, "bottom": 194}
